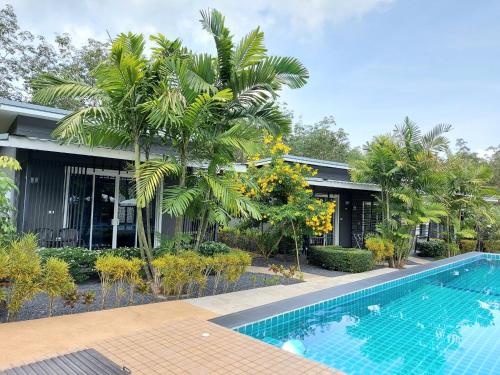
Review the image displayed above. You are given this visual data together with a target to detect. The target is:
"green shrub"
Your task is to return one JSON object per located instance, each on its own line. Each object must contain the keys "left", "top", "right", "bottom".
{"left": 364, "top": 236, "right": 394, "bottom": 262}
{"left": 416, "top": 239, "right": 447, "bottom": 258}
{"left": 459, "top": 240, "right": 477, "bottom": 253}
{"left": 218, "top": 227, "right": 259, "bottom": 252}
{"left": 37, "top": 247, "right": 146, "bottom": 283}
{"left": 40, "top": 258, "right": 75, "bottom": 316}
{"left": 107, "top": 247, "right": 142, "bottom": 259}
{"left": 483, "top": 240, "right": 500, "bottom": 253}
{"left": 219, "top": 227, "right": 282, "bottom": 259}
{"left": 198, "top": 241, "right": 231, "bottom": 257}
{"left": 308, "top": 246, "right": 373, "bottom": 273}
{"left": 38, "top": 247, "right": 100, "bottom": 283}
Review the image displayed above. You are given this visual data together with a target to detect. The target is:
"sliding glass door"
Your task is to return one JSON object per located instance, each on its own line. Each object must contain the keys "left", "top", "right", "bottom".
{"left": 116, "top": 177, "right": 137, "bottom": 248}
{"left": 65, "top": 170, "right": 155, "bottom": 250}
{"left": 91, "top": 175, "right": 116, "bottom": 249}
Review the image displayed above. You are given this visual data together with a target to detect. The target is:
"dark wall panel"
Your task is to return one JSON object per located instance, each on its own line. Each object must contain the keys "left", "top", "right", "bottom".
{"left": 313, "top": 166, "right": 351, "bottom": 181}
{"left": 11, "top": 116, "right": 58, "bottom": 139}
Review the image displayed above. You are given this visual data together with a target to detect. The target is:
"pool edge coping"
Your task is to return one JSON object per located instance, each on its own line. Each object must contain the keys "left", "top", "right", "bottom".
{"left": 211, "top": 252, "right": 498, "bottom": 329}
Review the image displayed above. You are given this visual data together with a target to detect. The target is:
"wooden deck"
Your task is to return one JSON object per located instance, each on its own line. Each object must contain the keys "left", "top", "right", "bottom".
{"left": 0, "top": 349, "right": 128, "bottom": 375}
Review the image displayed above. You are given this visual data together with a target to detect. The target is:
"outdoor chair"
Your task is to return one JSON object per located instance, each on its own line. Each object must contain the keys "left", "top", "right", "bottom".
{"left": 59, "top": 228, "right": 80, "bottom": 247}
{"left": 35, "top": 228, "right": 54, "bottom": 248}
{"left": 352, "top": 233, "right": 364, "bottom": 249}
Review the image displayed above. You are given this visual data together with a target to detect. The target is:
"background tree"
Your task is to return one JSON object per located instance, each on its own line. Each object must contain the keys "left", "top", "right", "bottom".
{"left": 0, "top": 4, "right": 108, "bottom": 108}
{"left": 0, "top": 156, "right": 21, "bottom": 243}
{"left": 286, "top": 116, "right": 361, "bottom": 162}
{"left": 437, "top": 152, "right": 496, "bottom": 253}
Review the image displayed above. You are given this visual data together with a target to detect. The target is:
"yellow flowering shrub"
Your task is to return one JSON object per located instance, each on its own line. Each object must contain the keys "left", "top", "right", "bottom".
{"left": 305, "top": 200, "right": 336, "bottom": 235}
{"left": 241, "top": 134, "right": 336, "bottom": 236}
{"left": 365, "top": 236, "right": 394, "bottom": 262}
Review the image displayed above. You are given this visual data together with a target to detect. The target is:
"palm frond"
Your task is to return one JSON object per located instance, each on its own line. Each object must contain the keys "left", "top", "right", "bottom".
{"left": 32, "top": 74, "right": 103, "bottom": 105}
{"left": 162, "top": 186, "right": 203, "bottom": 217}
{"left": 266, "top": 56, "right": 309, "bottom": 89}
{"left": 236, "top": 102, "right": 291, "bottom": 135}
{"left": 422, "top": 123, "right": 452, "bottom": 152}
{"left": 233, "top": 27, "right": 266, "bottom": 70}
{"left": 199, "top": 8, "right": 234, "bottom": 85}
{"left": 191, "top": 53, "right": 217, "bottom": 85}
{"left": 52, "top": 106, "right": 116, "bottom": 143}
{"left": 216, "top": 122, "right": 260, "bottom": 155}
{"left": 136, "top": 159, "right": 180, "bottom": 207}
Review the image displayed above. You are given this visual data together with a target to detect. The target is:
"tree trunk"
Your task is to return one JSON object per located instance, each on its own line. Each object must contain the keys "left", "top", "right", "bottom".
{"left": 134, "top": 139, "right": 153, "bottom": 282}
{"left": 174, "top": 142, "right": 188, "bottom": 240}
{"left": 291, "top": 221, "right": 301, "bottom": 271}
{"left": 144, "top": 148, "right": 153, "bottom": 250}
{"left": 194, "top": 208, "right": 210, "bottom": 251}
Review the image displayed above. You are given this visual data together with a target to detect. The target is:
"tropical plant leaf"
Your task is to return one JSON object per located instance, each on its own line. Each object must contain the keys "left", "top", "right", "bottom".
{"left": 136, "top": 159, "right": 180, "bottom": 207}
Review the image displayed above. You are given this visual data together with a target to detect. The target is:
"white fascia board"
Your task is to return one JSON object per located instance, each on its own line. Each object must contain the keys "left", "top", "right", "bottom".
{"left": 0, "top": 103, "right": 66, "bottom": 121}
{"left": 307, "top": 178, "right": 381, "bottom": 192}
{"left": 253, "top": 156, "right": 350, "bottom": 170}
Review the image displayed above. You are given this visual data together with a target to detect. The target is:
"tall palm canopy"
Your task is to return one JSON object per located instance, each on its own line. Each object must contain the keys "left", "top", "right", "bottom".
{"left": 31, "top": 9, "right": 310, "bottom": 257}
{"left": 350, "top": 117, "right": 451, "bottom": 267}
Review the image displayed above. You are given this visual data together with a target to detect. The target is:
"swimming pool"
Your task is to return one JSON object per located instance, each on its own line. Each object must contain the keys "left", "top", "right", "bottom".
{"left": 234, "top": 253, "right": 500, "bottom": 375}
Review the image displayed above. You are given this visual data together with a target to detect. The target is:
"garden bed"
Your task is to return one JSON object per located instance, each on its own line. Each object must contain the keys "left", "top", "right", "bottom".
{"left": 0, "top": 271, "right": 300, "bottom": 322}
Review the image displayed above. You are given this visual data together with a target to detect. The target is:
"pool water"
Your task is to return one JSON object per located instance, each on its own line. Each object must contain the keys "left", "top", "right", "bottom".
{"left": 237, "top": 258, "right": 500, "bottom": 375}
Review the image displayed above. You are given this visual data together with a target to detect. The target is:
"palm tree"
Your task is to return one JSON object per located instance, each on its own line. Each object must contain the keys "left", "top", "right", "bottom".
{"left": 437, "top": 153, "right": 495, "bottom": 253}
{"left": 351, "top": 117, "right": 450, "bottom": 267}
{"left": 32, "top": 33, "right": 178, "bottom": 281}
{"left": 137, "top": 9, "right": 308, "bottom": 247}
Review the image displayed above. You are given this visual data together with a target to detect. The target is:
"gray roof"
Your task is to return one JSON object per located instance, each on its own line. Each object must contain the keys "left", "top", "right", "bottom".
{"left": 252, "top": 154, "right": 350, "bottom": 170}
{"left": 0, "top": 98, "right": 70, "bottom": 116}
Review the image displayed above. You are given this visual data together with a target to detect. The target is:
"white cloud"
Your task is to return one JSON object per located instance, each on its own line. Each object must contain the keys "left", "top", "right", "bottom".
{"left": 2, "top": 0, "right": 394, "bottom": 47}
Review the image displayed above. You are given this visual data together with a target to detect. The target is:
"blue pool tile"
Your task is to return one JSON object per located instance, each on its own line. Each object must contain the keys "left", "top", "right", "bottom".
{"left": 236, "top": 254, "right": 499, "bottom": 375}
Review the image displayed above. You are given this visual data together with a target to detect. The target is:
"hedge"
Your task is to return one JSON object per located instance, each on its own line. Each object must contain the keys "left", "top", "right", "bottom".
{"left": 308, "top": 246, "right": 374, "bottom": 273}
{"left": 416, "top": 239, "right": 447, "bottom": 258}
{"left": 218, "top": 228, "right": 259, "bottom": 252}
{"left": 459, "top": 240, "right": 477, "bottom": 253}
{"left": 37, "top": 247, "right": 144, "bottom": 283}
{"left": 198, "top": 241, "right": 231, "bottom": 257}
{"left": 483, "top": 240, "right": 500, "bottom": 253}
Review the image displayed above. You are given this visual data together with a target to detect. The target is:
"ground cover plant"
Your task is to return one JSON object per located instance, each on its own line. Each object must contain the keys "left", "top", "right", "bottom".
{"left": 1, "top": 238, "right": 301, "bottom": 322}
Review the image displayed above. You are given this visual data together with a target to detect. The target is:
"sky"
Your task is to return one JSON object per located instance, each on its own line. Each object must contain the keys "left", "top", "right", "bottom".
{"left": 3, "top": 0, "right": 500, "bottom": 154}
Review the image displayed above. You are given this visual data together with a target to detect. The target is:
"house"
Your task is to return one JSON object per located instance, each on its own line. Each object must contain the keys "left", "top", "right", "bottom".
{"left": 0, "top": 98, "right": 381, "bottom": 250}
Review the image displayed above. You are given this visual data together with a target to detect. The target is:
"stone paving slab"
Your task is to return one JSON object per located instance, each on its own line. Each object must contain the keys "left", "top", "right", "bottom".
{"left": 94, "top": 319, "right": 342, "bottom": 375}
{"left": 0, "top": 301, "right": 216, "bottom": 370}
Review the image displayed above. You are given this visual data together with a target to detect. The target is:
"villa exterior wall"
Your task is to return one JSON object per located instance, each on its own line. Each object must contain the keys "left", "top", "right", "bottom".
{"left": 312, "top": 185, "right": 379, "bottom": 248}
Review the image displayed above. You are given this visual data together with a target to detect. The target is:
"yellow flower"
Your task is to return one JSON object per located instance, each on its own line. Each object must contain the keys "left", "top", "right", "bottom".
{"left": 263, "top": 134, "right": 274, "bottom": 144}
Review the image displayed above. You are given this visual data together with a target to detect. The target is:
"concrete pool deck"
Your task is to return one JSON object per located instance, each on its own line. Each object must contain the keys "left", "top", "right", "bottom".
{"left": 0, "top": 258, "right": 433, "bottom": 374}
{"left": 187, "top": 256, "right": 431, "bottom": 315}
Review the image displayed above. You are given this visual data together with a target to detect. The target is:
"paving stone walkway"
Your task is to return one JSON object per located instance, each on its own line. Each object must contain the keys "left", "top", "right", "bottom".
{"left": 94, "top": 319, "right": 341, "bottom": 375}
{"left": 187, "top": 258, "right": 431, "bottom": 315}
